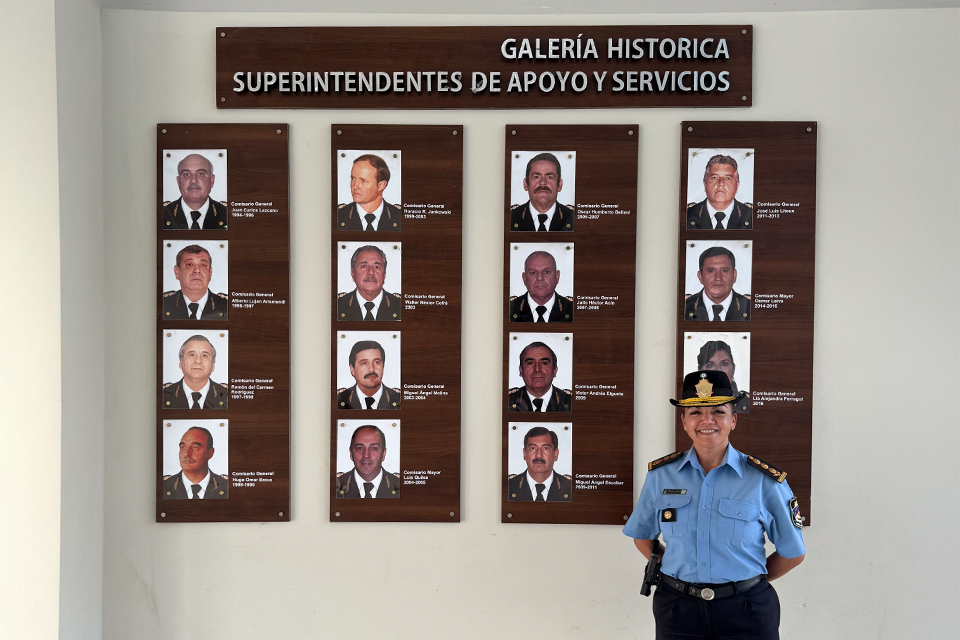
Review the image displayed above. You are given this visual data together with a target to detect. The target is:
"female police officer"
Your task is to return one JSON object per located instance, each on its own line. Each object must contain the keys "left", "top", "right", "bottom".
{"left": 623, "top": 370, "right": 805, "bottom": 639}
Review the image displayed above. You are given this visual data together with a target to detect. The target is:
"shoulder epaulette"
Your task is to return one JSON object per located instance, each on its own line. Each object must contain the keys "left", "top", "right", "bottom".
{"left": 389, "top": 291, "right": 402, "bottom": 299}
{"left": 162, "top": 475, "right": 172, "bottom": 480}
{"left": 392, "top": 472, "right": 401, "bottom": 479}
{"left": 745, "top": 202, "right": 753, "bottom": 209}
{"left": 337, "top": 387, "right": 346, "bottom": 393}
{"left": 509, "top": 296, "right": 518, "bottom": 302}
{"left": 336, "top": 472, "right": 343, "bottom": 478}
{"left": 163, "top": 291, "right": 176, "bottom": 297}
{"left": 511, "top": 203, "right": 521, "bottom": 210}
{"left": 687, "top": 202, "right": 696, "bottom": 209}
{"left": 745, "top": 454, "right": 787, "bottom": 483}
{"left": 219, "top": 201, "right": 227, "bottom": 207}
{"left": 563, "top": 474, "right": 572, "bottom": 480}
{"left": 508, "top": 474, "right": 517, "bottom": 480}
{"left": 217, "top": 382, "right": 228, "bottom": 389}
{"left": 215, "top": 292, "right": 228, "bottom": 299}
{"left": 564, "top": 295, "right": 574, "bottom": 302}
{"left": 219, "top": 474, "right": 229, "bottom": 481}
{"left": 338, "top": 203, "right": 348, "bottom": 209}
{"left": 338, "top": 292, "right": 347, "bottom": 298}
{"left": 162, "top": 382, "right": 174, "bottom": 389}
{"left": 743, "top": 294, "right": 751, "bottom": 300}
{"left": 391, "top": 387, "right": 401, "bottom": 394}
{"left": 508, "top": 387, "right": 520, "bottom": 393}
{"left": 562, "top": 388, "right": 571, "bottom": 394}
{"left": 163, "top": 201, "right": 171, "bottom": 206}
{"left": 648, "top": 450, "right": 684, "bottom": 471}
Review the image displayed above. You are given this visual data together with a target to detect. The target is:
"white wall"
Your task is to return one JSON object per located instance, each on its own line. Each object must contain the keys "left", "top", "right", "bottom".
{"left": 0, "top": 1, "right": 63, "bottom": 639}
{"left": 0, "top": 4, "right": 943, "bottom": 639}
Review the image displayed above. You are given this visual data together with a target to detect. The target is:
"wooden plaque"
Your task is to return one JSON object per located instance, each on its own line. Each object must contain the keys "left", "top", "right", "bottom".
{"left": 156, "top": 123, "right": 290, "bottom": 522}
{"left": 216, "top": 26, "right": 753, "bottom": 110}
{"left": 330, "top": 125, "right": 463, "bottom": 522}
{"left": 675, "top": 121, "right": 817, "bottom": 524}
{"left": 502, "top": 125, "right": 638, "bottom": 524}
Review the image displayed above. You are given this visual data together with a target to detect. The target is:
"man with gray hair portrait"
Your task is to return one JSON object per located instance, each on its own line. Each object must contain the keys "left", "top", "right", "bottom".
{"left": 163, "top": 153, "right": 228, "bottom": 230}
{"left": 162, "top": 335, "right": 229, "bottom": 409}
{"left": 337, "top": 245, "right": 402, "bottom": 321}
{"left": 687, "top": 154, "right": 753, "bottom": 230}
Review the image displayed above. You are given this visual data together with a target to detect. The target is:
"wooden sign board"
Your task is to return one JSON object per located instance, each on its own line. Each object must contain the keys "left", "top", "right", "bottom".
{"left": 502, "top": 125, "right": 638, "bottom": 525}
{"left": 330, "top": 125, "right": 463, "bottom": 522}
{"left": 675, "top": 121, "right": 817, "bottom": 524}
{"left": 216, "top": 26, "right": 753, "bottom": 110}
{"left": 156, "top": 123, "right": 290, "bottom": 522}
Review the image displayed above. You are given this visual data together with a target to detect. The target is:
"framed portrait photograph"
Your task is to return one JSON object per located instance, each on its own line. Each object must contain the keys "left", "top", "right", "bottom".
{"left": 161, "top": 240, "right": 229, "bottom": 321}
{"left": 507, "top": 333, "right": 573, "bottom": 412}
{"left": 335, "top": 331, "right": 401, "bottom": 410}
{"left": 161, "top": 330, "right": 229, "bottom": 410}
{"left": 336, "top": 149, "right": 402, "bottom": 231}
{"left": 509, "top": 150, "right": 576, "bottom": 232}
{"left": 334, "top": 419, "right": 402, "bottom": 499}
{"left": 507, "top": 422, "right": 573, "bottom": 502}
{"left": 683, "top": 240, "right": 753, "bottom": 322}
{"left": 685, "top": 147, "right": 755, "bottom": 231}
{"left": 161, "top": 419, "right": 230, "bottom": 499}
{"left": 683, "top": 331, "right": 751, "bottom": 413}
{"left": 508, "top": 242, "right": 574, "bottom": 323}
{"left": 336, "top": 241, "right": 402, "bottom": 322}
{"left": 161, "top": 148, "right": 229, "bottom": 230}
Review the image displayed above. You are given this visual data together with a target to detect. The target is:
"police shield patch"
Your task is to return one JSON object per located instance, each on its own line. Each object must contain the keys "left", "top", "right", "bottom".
{"left": 789, "top": 497, "right": 803, "bottom": 529}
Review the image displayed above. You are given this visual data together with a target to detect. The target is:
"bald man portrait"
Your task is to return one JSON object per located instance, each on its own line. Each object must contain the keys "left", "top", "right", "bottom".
{"left": 163, "top": 153, "right": 229, "bottom": 230}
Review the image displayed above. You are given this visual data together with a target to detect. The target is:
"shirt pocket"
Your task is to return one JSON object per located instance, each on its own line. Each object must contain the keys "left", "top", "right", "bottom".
{"left": 656, "top": 493, "right": 693, "bottom": 537}
{"left": 718, "top": 499, "right": 762, "bottom": 545}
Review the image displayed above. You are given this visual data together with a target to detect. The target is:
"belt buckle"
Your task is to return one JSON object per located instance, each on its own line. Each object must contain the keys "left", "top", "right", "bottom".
{"left": 699, "top": 587, "right": 715, "bottom": 601}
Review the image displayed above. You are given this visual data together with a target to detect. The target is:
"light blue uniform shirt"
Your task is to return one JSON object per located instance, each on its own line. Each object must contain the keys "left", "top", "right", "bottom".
{"left": 623, "top": 444, "right": 805, "bottom": 584}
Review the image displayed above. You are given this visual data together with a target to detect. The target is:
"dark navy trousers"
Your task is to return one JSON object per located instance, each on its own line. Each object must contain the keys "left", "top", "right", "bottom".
{"left": 653, "top": 578, "right": 780, "bottom": 640}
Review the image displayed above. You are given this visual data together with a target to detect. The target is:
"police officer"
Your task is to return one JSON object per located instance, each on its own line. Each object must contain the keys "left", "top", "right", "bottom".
{"left": 623, "top": 371, "right": 805, "bottom": 639}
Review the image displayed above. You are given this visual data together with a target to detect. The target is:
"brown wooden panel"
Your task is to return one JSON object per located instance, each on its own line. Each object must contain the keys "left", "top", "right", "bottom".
{"left": 216, "top": 26, "right": 752, "bottom": 110}
{"left": 156, "top": 123, "right": 290, "bottom": 523}
{"left": 675, "top": 121, "right": 817, "bottom": 525}
{"left": 502, "top": 125, "right": 638, "bottom": 525}
{"left": 330, "top": 125, "right": 462, "bottom": 523}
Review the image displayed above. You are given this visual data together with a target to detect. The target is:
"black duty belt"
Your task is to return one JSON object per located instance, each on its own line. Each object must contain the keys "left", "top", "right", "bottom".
{"left": 661, "top": 575, "right": 763, "bottom": 601}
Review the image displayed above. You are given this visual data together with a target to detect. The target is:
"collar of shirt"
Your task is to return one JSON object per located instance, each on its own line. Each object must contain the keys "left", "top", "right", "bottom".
{"left": 182, "top": 469, "right": 211, "bottom": 498}
{"left": 357, "top": 199, "right": 385, "bottom": 229}
{"left": 182, "top": 288, "right": 210, "bottom": 317}
{"left": 702, "top": 288, "right": 734, "bottom": 321}
{"left": 183, "top": 196, "right": 211, "bottom": 227}
{"left": 528, "top": 200, "right": 557, "bottom": 229}
{"left": 354, "top": 468, "right": 383, "bottom": 497}
{"left": 183, "top": 378, "right": 212, "bottom": 407}
{"left": 356, "top": 288, "right": 384, "bottom": 317}
{"left": 705, "top": 200, "right": 734, "bottom": 228}
{"left": 526, "top": 292, "right": 556, "bottom": 322}
{"left": 526, "top": 470, "right": 555, "bottom": 499}
{"left": 678, "top": 444, "right": 743, "bottom": 478}
{"left": 526, "top": 387, "right": 552, "bottom": 411}
{"left": 358, "top": 383, "right": 384, "bottom": 408}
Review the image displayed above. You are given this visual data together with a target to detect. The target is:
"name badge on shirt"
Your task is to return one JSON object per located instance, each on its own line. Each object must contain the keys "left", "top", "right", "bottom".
{"left": 662, "top": 489, "right": 687, "bottom": 495}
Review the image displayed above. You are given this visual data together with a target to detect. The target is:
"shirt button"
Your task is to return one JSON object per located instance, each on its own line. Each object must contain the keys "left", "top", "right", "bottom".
{"left": 703, "top": 506, "right": 707, "bottom": 510}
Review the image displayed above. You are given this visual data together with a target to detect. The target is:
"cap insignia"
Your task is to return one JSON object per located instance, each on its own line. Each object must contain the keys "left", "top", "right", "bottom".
{"left": 694, "top": 377, "right": 714, "bottom": 398}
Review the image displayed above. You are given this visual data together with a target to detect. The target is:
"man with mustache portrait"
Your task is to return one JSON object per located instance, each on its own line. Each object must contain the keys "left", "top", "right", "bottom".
{"left": 510, "top": 152, "right": 574, "bottom": 232}
{"left": 686, "top": 154, "right": 753, "bottom": 230}
{"left": 337, "top": 245, "right": 402, "bottom": 321}
{"left": 163, "top": 153, "right": 228, "bottom": 230}
{"left": 336, "top": 340, "right": 401, "bottom": 410}
{"left": 162, "top": 426, "right": 229, "bottom": 499}
{"left": 508, "top": 426, "right": 572, "bottom": 502}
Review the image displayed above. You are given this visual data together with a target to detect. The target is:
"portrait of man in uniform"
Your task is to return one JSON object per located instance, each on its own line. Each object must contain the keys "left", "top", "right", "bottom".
{"left": 336, "top": 151, "right": 402, "bottom": 231}
{"left": 162, "top": 331, "right": 229, "bottom": 410}
{"left": 507, "top": 425, "right": 572, "bottom": 502}
{"left": 507, "top": 336, "right": 572, "bottom": 412}
{"left": 509, "top": 151, "right": 576, "bottom": 232}
{"left": 162, "top": 242, "right": 229, "bottom": 320}
{"left": 336, "top": 333, "right": 401, "bottom": 410}
{"left": 337, "top": 243, "right": 402, "bottom": 321}
{"left": 162, "top": 423, "right": 229, "bottom": 499}
{"left": 684, "top": 242, "right": 753, "bottom": 322}
{"left": 509, "top": 244, "right": 574, "bottom": 323}
{"left": 685, "top": 149, "right": 754, "bottom": 230}
{"left": 684, "top": 332, "right": 751, "bottom": 413}
{"left": 162, "top": 150, "right": 229, "bottom": 230}
{"left": 335, "top": 422, "right": 401, "bottom": 499}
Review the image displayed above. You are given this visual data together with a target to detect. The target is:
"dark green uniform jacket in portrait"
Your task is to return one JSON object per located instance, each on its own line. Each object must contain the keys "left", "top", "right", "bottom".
{"left": 336, "top": 384, "right": 401, "bottom": 410}
{"left": 336, "top": 201, "right": 402, "bottom": 231}
{"left": 337, "top": 289, "right": 402, "bottom": 321}
{"left": 507, "top": 385, "right": 572, "bottom": 412}
{"left": 685, "top": 198, "right": 753, "bottom": 230}
{"left": 162, "top": 289, "right": 229, "bottom": 320}
{"left": 335, "top": 468, "right": 402, "bottom": 498}
{"left": 683, "top": 290, "right": 752, "bottom": 322}
{"left": 509, "top": 201, "right": 575, "bottom": 231}
{"left": 162, "top": 471, "right": 230, "bottom": 499}
{"left": 509, "top": 294, "right": 573, "bottom": 322}
{"left": 162, "top": 197, "right": 229, "bottom": 229}
{"left": 508, "top": 471, "right": 573, "bottom": 501}
{"left": 162, "top": 379, "right": 230, "bottom": 409}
